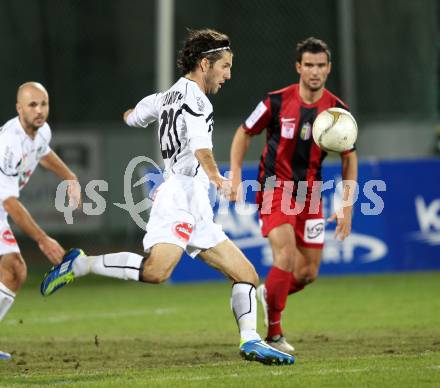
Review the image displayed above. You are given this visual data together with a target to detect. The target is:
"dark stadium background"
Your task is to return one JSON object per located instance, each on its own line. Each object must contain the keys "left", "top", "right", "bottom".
{"left": 0, "top": 0, "right": 438, "bottom": 258}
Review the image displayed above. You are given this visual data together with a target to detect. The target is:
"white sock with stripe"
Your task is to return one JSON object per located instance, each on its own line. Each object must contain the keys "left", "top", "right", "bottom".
{"left": 0, "top": 282, "right": 16, "bottom": 320}
{"left": 72, "top": 252, "right": 145, "bottom": 281}
{"left": 231, "top": 282, "right": 261, "bottom": 342}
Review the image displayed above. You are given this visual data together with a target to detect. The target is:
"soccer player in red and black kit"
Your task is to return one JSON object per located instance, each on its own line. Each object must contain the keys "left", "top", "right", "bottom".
{"left": 230, "top": 37, "right": 358, "bottom": 353}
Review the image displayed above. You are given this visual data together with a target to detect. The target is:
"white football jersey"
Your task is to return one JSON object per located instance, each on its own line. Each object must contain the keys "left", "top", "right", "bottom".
{"left": 126, "top": 77, "right": 214, "bottom": 189}
{"left": 0, "top": 117, "right": 52, "bottom": 203}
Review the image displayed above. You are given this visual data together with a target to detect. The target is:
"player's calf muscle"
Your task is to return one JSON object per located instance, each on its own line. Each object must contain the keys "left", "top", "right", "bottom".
{"left": 139, "top": 247, "right": 182, "bottom": 284}
{"left": 0, "top": 253, "right": 27, "bottom": 291}
{"left": 140, "top": 267, "right": 171, "bottom": 284}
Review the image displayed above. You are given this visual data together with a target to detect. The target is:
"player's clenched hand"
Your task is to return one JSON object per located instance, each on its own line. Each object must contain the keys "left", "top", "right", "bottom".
{"left": 327, "top": 207, "right": 352, "bottom": 241}
{"left": 220, "top": 178, "right": 233, "bottom": 200}
{"left": 210, "top": 175, "right": 233, "bottom": 200}
{"left": 38, "top": 236, "right": 65, "bottom": 265}
{"left": 67, "top": 179, "right": 82, "bottom": 209}
{"left": 123, "top": 109, "right": 134, "bottom": 123}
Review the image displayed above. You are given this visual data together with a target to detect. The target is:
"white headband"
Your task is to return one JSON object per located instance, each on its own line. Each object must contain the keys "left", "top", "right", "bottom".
{"left": 201, "top": 46, "right": 230, "bottom": 54}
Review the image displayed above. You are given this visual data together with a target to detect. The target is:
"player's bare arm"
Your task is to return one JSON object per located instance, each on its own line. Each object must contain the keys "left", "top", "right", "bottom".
{"left": 194, "top": 148, "right": 222, "bottom": 183}
{"left": 230, "top": 125, "right": 252, "bottom": 201}
{"left": 39, "top": 150, "right": 81, "bottom": 208}
{"left": 3, "top": 196, "right": 65, "bottom": 264}
{"left": 328, "top": 150, "right": 358, "bottom": 240}
{"left": 39, "top": 150, "right": 77, "bottom": 181}
{"left": 195, "top": 148, "right": 232, "bottom": 198}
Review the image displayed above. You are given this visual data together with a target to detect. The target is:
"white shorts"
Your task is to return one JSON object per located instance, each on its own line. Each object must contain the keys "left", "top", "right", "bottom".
{"left": 143, "top": 174, "right": 228, "bottom": 258}
{"left": 0, "top": 206, "right": 20, "bottom": 256}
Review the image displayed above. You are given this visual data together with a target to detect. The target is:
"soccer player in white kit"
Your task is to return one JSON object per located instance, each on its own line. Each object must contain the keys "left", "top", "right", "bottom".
{"left": 41, "top": 29, "right": 294, "bottom": 365}
{"left": 0, "top": 82, "right": 81, "bottom": 360}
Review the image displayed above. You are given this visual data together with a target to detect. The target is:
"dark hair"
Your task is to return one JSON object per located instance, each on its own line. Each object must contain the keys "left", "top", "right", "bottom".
{"left": 177, "top": 28, "right": 232, "bottom": 75}
{"left": 296, "top": 37, "right": 331, "bottom": 63}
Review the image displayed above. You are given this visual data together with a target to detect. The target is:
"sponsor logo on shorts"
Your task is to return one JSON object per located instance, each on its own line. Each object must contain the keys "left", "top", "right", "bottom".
{"left": 173, "top": 222, "right": 193, "bottom": 242}
{"left": 304, "top": 219, "right": 325, "bottom": 244}
{"left": 1, "top": 229, "right": 17, "bottom": 245}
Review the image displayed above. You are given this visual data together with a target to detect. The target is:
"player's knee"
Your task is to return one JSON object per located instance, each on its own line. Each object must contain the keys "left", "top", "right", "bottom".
{"left": 296, "top": 268, "right": 318, "bottom": 286}
{"left": 234, "top": 262, "right": 259, "bottom": 286}
{"left": 304, "top": 274, "right": 318, "bottom": 285}
{"left": 247, "top": 267, "right": 259, "bottom": 287}
{"left": 308, "top": 265, "right": 320, "bottom": 283}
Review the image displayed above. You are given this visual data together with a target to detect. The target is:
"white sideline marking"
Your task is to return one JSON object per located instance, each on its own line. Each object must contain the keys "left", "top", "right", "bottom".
{"left": 5, "top": 308, "right": 176, "bottom": 325}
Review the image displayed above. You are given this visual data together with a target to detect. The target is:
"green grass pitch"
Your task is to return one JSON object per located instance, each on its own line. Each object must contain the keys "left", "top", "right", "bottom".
{"left": 1, "top": 271, "right": 440, "bottom": 387}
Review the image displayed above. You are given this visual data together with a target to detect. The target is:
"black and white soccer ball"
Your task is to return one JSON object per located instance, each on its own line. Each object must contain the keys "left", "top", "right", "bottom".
{"left": 312, "top": 108, "right": 358, "bottom": 153}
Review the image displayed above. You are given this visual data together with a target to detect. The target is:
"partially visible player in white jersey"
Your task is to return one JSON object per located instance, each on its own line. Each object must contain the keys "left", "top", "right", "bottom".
{"left": 41, "top": 29, "right": 294, "bottom": 365}
{"left": 0, "top": 82, "right": 81, "bottom": 360}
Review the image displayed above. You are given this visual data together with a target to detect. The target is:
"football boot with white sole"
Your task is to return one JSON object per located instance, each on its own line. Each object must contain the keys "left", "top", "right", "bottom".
{"left": 239, "top": 339, "right": 295, "bottom": 365}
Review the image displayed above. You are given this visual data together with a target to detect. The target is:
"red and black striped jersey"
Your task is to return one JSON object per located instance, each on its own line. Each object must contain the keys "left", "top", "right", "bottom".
{"left": 243, "top": 83, "right": 353, "bottom": 191}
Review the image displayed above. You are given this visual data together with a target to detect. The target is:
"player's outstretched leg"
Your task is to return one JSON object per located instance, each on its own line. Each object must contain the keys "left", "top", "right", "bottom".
{"left": 0, "top": 351, "right": 11, "bottom": 361}
{"left": 256, "top": 284, "right": 295, "bottom": 354}
{"left": 40, "top": 248, "right": 85, "bottom": 296}
{"left": 41, "top": 247, "right": 180, "bottom": 296}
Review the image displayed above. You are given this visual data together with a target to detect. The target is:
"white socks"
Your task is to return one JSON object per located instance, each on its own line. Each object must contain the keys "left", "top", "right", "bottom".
{"left": 231, "top": 283, "right": 261, "bottom": 342}
{"left": 72, "top": 252, "right": 145, "bottom": 281}
{"left": 0, "top": 282, "right": 15, "bottom": 320}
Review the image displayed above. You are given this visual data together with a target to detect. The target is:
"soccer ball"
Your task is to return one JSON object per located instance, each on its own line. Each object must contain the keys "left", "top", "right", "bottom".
{"left": 312, "top": 108, "right": 358, "bottom": 153}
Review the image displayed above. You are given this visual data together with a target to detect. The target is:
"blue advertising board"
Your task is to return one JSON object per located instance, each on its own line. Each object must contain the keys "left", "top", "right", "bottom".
{"left": 147, "top": 158, "right": 440, "bottom": 282}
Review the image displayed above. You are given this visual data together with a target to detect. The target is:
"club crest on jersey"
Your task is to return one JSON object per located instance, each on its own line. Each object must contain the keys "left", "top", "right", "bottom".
{"left": 173, "top": 222, "right": 193, "bottom": 242}
{"left": 300, "top": 122, "right": 312, "bottom": 140}
{"left": 196, "top": 97, "right": 205, "bottom": 112}
{"left": 1, "top": 229, "right": 17, "bottom": 245}
{"left": 281, "top": 118, "right": 296, "bottom": 139}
